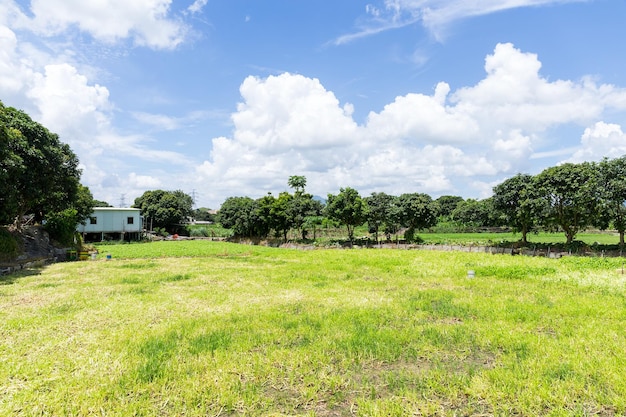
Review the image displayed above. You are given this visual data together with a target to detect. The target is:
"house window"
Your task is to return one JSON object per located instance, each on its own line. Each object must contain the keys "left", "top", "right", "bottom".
{"left": 127, "top": 217, "right": 134, "bottom": 225}
{"left": 90, "top": 217, "right": 97, "bottom": 225}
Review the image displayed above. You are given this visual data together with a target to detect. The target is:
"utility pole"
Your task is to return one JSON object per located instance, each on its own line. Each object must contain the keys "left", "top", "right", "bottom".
{"left": 119, "top": 193, "right": 126, "bottom": 208}
{"left": 191, "top": 189, "right": 198, "bottom": 208}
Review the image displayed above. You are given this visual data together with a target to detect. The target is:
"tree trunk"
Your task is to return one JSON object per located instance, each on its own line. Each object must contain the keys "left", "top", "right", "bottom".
{"left": 521, "top": 227, "right": 528, "bottom": 244}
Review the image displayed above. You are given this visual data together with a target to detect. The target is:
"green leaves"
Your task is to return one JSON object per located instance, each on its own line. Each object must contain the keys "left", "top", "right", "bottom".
{"left": 325, "top": 187, "right": 367, "bottom": 243}
{"left": 534, "top": 162, "right": 599, "bottom": 244}
{"left": 133, "top": 190, "right": 194, "bottom": 234}
{"left": 1, "top": 100, "right": 87, "bottom": 235}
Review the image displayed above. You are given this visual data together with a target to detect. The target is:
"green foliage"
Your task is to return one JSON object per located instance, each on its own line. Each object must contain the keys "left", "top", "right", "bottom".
{"left": 492, "top": 173, "right": 545, "bottom": 243}
{"left": 189, "top": 227, "right": 209, "bottom": 237}
{"left": 597, "top": 157, "right": 626, "bottom": 246}
{"left": 92, "top": 199, "right": 112, "bottom": 208}
{"left": 0, "top": 101, "right": 82, "bottom": 226}
{"left": 325, "top": 187, "right": 368, "bottom": 244}
{"left": 287, "top": 175, "right": 307, "bottom": 193}
{"left": 535, "top": 162, "right": 600, "bottom": 243}
{"left": 433, "top": 195, "right": 464, "bottom": 219}
{"left": 397, "top": 193, "right": 436, "bottom": 242}
{"left": 44, "top": 209, "right": 81, "bottom": 247}
{"left": 270, "top": 191, "right": 294, "bottom": 241}
{"left": 365, "top": 192, "right": 399, "bottom": 242}
{"left": 193, "top": 207, "right": 215, "bottom": 222}
{"left": 451, "top": 198, "right": 501, "bottom": 229}
{"left": 288, "top": 192, "right": 323, "bottom": 240}
{"left": 0, "top": 227, "right": 19, "bottom": 261}
{"left": 134, "top": 189, "right": 194, "bottom": 234}
{"left": 217, "top": 196, "right": 260, "bottom": 238}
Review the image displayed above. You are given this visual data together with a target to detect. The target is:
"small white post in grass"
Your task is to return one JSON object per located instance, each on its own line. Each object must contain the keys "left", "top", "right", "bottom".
{"left": 467, "top": 270, "right": 475, "bottom": 279}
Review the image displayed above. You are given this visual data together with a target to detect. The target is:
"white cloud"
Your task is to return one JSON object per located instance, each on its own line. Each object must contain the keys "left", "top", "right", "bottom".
{"left": 27, "top": 63, "right": 111, "bottom": 142}
{"left": 338, "top": 0, "right": 586, "bottom": 43}
{"left": 128, "top": 172, "right": 162, "bottom": 189}
{"left": 0, "top": 21, "right": 195, "bottom": 207}
{"left": 187, "top": 0, "right": 208, "bottom": 15}
{"left": 365, "top": 81, "right": 479, "bottom": 144}
{"left": 196, "top": 43, "right": 626, "bottom": 206}
{"left": 232, "top": 73, "right": 360, "bottom": 152}
{"left": 3, "top": 2, "right": 625, "bottom": 210}
{"left": 17, "top": 0, "right": 187, "bottom": 49}
{"left": 452, "top": 43, "right": 614, "bottom": 132}
{"left": 567, "top": 122, "right": 626, "bottom": 163}
{"left": 416, "top": 0, "right": 585, "bottom": 40}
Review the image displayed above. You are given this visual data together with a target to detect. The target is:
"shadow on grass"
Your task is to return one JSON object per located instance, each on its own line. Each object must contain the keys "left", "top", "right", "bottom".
{"left": 0, "top": 267, "right": 43, "bottom": 285}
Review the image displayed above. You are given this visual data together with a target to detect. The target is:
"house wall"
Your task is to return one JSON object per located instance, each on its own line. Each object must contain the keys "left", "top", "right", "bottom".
{"left": 79, "top": 208, "right": 142, "bottom": 234}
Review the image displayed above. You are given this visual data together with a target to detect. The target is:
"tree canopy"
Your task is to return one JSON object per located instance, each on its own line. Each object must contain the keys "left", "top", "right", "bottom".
{"left": 325, "top": 187, "right": 368, "bottom": 244}
{"left": 535, "top": 162, "right": 600, "bottom": 244}
{"left": 0, "top": 101, "right": 83, "bottom": 228}
{"left": 133, "top": 190, "right": 194, "bottom": 234}
{"left": 492, "top": 174, "right": 544, "bottom": 243}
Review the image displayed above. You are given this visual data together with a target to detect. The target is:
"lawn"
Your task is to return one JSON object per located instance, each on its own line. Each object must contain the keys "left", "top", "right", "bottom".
{"left": 1, "top": 241, "right": 626, "bottom": 416}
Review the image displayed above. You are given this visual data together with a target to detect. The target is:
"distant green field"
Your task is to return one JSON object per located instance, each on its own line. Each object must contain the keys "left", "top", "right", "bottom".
{"left": 2, "top": 241, "right": 626, "bottom": 415}
{"left": 185, "top": 223, "right": 623, "bottom": 247}
{"left": 416, "top": 231, "right": 622, "bottom": 246}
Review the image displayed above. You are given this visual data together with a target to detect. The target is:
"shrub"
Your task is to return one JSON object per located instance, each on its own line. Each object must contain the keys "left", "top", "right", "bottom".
{"left": 189, "top": 227, "right": 209, "bottom": 237}
{"left": 0, "top": 227, "right": 20, "bottom": 262}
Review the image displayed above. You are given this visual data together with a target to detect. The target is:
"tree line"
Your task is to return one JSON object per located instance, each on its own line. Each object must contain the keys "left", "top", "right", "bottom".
{"left": 215, "top": 160, "right": 626, "bottom": 247}
{"left": 4, "top": 100, "right": 626, "bottom": 248}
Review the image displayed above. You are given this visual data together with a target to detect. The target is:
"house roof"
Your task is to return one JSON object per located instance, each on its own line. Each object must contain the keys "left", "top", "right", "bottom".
{"left": 92, "top": 207, "right": 141, "bottom": 212}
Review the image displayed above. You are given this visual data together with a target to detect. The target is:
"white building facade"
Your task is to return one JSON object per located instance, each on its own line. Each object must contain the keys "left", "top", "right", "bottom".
{"left": 78, "top": 208, "right": 143, "bottom": 242}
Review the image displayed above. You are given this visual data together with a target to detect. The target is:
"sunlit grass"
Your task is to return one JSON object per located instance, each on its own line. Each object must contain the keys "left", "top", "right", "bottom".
{"left": 1, "top": 241, "right": 626, "bottom": 415}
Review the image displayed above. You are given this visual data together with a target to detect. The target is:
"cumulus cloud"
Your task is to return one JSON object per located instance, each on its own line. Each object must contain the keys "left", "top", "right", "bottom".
{"left": 3, "top": 0, "right": 625, "bottom": 210}
{"left": 197, "top": 42, "right": 626, "bottom": 205}
{"left": 0, "top": 17, "right": 194, "bottom": 206}
{"left": 452, "top": 43, "right": 613, "bottom": 132}
{"left": 27, "top": 63, "right": 110, "bottom": 141}
{"left": 567, "top": 122, "right": 626, "bottom": 163}
{"left": 14, "top": 0, "right": 186, "bottom": 49}
{"left": 365, "top": 82, "right": 479, "bottom": 144}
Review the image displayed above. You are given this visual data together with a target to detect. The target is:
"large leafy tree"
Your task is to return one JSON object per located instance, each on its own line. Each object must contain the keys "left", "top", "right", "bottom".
{"left": 397, "top": 193, "right": 437, "bottom": 241}
{"left": 284, "top": 176, "right": 323, "bottom": 240}
{"left": 325, "top": 187, "right": 368, "bottom": 245}
{"left": 433, "top": 195, "right": 464, "bottom": 220}
{"left": 44, "top": 185, "right": 96, "bottom": 246}
{"left": 451, "top": 198, "right": 498, "bottom": 229}
{"left": 597, "top": 157, "right": 626, "bottom": 247}
{"left": 0, "top": 101, "right": 82, "bottom": 227}
{"left": 535, "top": 162, "right": 600, "bottom": 244}
{"left": 365, "top": 192, "right": 396, "bottom": 243}
{"left": 217, "top": 196, "right": 260, "bottom": 238}
{"left": 288, "top": 194, "right": 322, "bottom": 240}
{"left": 271, "top": 192, "right": 294, "bottom": 241}
{"left": 133, "top": 190, "right": 194, "bottom": 234}
{"left": 492, "top": 173, "right": 545, "bottom": 244}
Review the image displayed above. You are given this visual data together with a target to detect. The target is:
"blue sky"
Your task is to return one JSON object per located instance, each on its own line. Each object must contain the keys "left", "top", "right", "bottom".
{"left": 2, "top": 0, "right": 626, "bottom": 208}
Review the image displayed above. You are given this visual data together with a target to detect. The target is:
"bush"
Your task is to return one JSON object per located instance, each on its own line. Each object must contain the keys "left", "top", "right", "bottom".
{"left": 44, "top": 209, "right": 81, "bottom": 247}
{"left": 189, "top": 227, "right": 209, "bottom": 237}
{"left": 0, "top": 227, "right": 20, "bottom": 262}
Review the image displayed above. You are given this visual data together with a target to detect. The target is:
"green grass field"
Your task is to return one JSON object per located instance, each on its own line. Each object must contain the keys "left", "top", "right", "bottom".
{"left": 2, "top": 241, "right": 626, "bottom": 416}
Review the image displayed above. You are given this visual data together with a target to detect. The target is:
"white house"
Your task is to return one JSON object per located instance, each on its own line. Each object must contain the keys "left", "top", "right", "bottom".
{"left": 78, "top": 207, "right": 143, "bottom": 242}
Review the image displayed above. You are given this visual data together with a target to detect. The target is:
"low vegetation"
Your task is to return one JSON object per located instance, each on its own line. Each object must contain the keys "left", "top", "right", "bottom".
{"left": 0, "top": 228, "right": 19, "bottom": 262}
{"left": 2, "top": 240, "right": 626, "bottom": 415}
